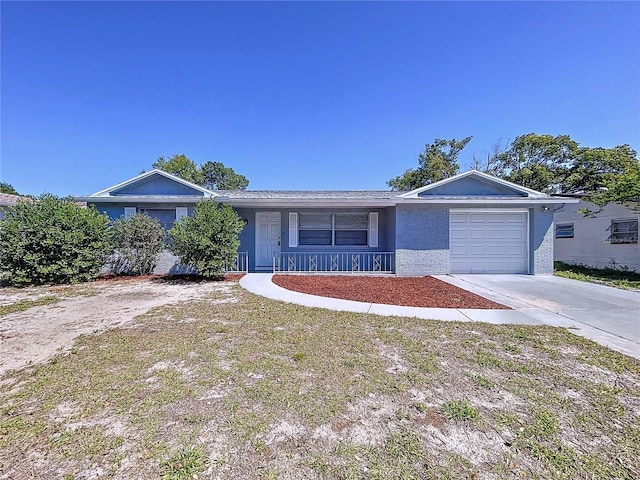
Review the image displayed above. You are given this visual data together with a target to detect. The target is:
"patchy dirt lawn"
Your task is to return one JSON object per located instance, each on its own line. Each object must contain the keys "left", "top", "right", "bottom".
{"left": 1, "top": 279, "right": 639, "bottom": 480}
{"left": 272, "top": 275, "right": 509, "bottom": 309}
{"left": 0, "top": 277, "right": 238, "bottom": 375}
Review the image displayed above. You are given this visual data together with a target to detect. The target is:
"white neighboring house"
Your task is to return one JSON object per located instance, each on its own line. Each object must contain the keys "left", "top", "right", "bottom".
{"left": 554, "top": 199, "right": 639, "bottom": 272}
{"left": 0, "top": 193, "right": 22, "bottom": 220}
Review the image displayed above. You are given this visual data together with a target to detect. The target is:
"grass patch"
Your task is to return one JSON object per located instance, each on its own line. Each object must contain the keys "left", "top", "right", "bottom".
{"left": 554, "top": 261, "right": 640, "bottom": 290}
{"left": 0, "top": 295, "right": 58, "bottom": 316}
{"left": 470, "top": 374, "right": 495, "bottom": 389}
{"left": 161, "top": 446, "right": 207, "bottom": 480}
{"left": 476, "top": 351, "right": 501, "bottom": 367}
{"left": 442, "top": 400, "right": 479, "bottom": 421}
{"left": 1, "top": 281, "right": 639, "bottom": 479}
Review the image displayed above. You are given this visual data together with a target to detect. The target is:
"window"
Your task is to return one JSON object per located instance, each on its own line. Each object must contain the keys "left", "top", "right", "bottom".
{"left": 609, "top": 218, "right": 638, "bottom": 244}
{"left": 299, "top": 213, "right": 332, "bottom": 246}
{"left": 335, "top": 213, "right": 368, "bottom": 246}
{"left": 555, "top": 223, "right": 574, "bottom": 239}
{"left": 297, "top": 212, "right": 371, "bottom": 247}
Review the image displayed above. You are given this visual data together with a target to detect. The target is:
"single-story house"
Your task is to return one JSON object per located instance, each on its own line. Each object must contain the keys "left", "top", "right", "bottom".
{"left": 76, "top": 169, "right": 577, "bottom": 275}
{"left": 554, "top": 198, "right": 639, "bottom": 273}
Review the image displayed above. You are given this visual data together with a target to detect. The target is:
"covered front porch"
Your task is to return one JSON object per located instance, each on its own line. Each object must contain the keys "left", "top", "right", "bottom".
{"left": 231, "top": 205, "right": 398, "bottom": 273}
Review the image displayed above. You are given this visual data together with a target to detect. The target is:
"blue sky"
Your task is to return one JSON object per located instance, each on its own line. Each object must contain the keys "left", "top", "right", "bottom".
{"left": 1, "top": 1, "right": 638, "bottom": 196}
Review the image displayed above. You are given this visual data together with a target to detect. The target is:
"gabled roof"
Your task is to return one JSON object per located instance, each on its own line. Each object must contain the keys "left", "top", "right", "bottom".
{"left": 400, "top": 170, "right": 548, "bottom": 199}
{"left": 395, "top": 169, "right": 579, "bottom": 204}
{"left": 76, "top": 169, "right": 218, "bottom": 202}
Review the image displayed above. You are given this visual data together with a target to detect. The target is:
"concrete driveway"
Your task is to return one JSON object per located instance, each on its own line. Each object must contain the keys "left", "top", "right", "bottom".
{"left": 437, "top": 274, "right": 640, "bottom": 360}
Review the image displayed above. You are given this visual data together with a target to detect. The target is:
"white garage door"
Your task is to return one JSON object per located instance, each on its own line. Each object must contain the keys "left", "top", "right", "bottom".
{"left": 450, "top": 210, "right": 529, "bottom": 274}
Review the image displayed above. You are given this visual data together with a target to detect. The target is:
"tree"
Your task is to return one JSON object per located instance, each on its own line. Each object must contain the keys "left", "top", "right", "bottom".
{"left": 490, "top": 133, "right": 578, "bottom": 193}
{"left": 168, "top": 200, "right": 244, "bottom": 278}
{"left": 564, "top": 144, "right": 639, "bottom": 194}
{"left": 471, "top": 137, "right": 509, "bottom": 176}
{"left": 0, "top": 182, "right": 18, "bottom": 195}
{"left": 110, "top": 213, "right": 166, "bottom": 275}
{"left": 589, "top": 171, "right": 640, "bottom": 207}
{"left": 152, "top": 155, "right": 249, "bottom": 190}
{"left": 0, "top": 195, "right": 112, "bottom": 286}
{"left": 153, "top": 154, "right": 203, "bottom": 185}
{"left": 201, "top": 161, "right": 249, "bottom": 190}
{"left": 387, "top": 137, "right": 472, "bottom": 191}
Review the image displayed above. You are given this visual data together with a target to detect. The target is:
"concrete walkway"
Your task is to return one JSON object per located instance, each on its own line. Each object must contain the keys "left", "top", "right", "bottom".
{"left": 239, "top": 273, "right": 640, "bottom": 360}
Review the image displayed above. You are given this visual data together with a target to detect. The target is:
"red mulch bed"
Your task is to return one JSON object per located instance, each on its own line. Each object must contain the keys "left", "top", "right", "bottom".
{"left": 272, "top": 275, "right": 509, "bottom": 310}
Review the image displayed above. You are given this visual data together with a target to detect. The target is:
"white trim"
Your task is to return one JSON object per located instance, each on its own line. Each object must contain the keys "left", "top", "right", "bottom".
{"left": 449, "top": 208, "right": 530, "bottom": 274}
{"left": 400, "top": 170, "right": 548, "bottom": 199}
{"left": 176, "top": 207, "right": 188, "bottom": 221}
{"left": 215, "top": 197, "right": 577, "bottom": 208}
{"left": 124, "top": 207, "right": 137, "bottom": 219}
{"left": 75, "top": 196, "right": 207, "bottom": 203}
{"left": 368, "top": 212, "right": 379, "bottom": 248}
{"left": 450, "top": 208, "right": 530, "bottom": 213}
{"left": 87, "top": 169, "right": 218, "bottom": 198}
{"left": 289, "top": 212, "right": 298, "bottom": 248}
{"left": 214, "top": 198, "right": 397, "bottom": 208}
{"left": 397, "top": 197, "right": 574, "bottom": 204}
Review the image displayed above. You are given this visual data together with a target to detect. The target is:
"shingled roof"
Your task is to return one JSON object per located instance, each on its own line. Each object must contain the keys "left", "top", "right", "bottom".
{"left": 215, "top": 190, "right": 403, "bottom": 200}
{"left": 0, "top": 193, "right": 22, "bottom": 207}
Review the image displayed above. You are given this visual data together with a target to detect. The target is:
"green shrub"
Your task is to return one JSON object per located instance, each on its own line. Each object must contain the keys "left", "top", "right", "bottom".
{"left": 0, "top": 194, "right": 112, "bottom": 287}
{"left": 110, "top": 213, "right": 165, "bottom": 275}
{"left": 167, "top": 200, "right": 244, "bottom": 278}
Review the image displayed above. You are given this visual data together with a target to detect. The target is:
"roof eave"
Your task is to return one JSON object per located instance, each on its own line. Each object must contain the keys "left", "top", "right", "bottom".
{"left": 215, "top": 198, "right": 397, "bottom": 208}
{"left": 77, "top": 196, "right": 212, "bottom": 203}
{"left": 397, "top": 197, "right": 579, "bottom": 204}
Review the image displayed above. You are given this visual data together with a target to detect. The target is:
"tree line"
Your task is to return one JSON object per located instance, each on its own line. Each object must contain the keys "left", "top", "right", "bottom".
{"left": 387, "top": 133, "right": 640, "bottom": 208}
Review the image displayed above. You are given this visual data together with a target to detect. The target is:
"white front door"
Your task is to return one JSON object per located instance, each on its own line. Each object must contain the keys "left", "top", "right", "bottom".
{"left": 255, "top": 212, "right": 281, "bottom": 267}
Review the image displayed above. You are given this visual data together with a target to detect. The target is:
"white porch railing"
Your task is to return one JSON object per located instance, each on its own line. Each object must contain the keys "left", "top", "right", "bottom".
{"left": 273, "top": 252, "right": 395, "bottom": 273}
{"left": 226, "top": 251, "right": 249, "bottom": 273}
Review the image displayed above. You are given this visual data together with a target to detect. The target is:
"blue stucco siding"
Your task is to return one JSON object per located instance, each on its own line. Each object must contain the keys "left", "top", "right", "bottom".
{"left": 418, "top": 176, "right": 527, "bottom": 197}
{"left": 113, "top": 176, "right": 205, "bottom": 196}
{"left": 232, "top": 207, "right": 394, "bottom": 271}
{"left": 395, "top": 205, "right": 450, "bottom": 276}
{"left": 90, "top": 203, "right": 195, "bottom": 223}
{"left": 93, "top": 204, "right": 126, "bottom": 221}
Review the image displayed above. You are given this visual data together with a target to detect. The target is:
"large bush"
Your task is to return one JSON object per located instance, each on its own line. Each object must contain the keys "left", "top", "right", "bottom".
{"left": 110, "top": 213, "right": 165, "bottom": 275}
{"left": 0, "top": 194, "right": 112, "bottom": 287}
{"left": 168, "top": 200, "right": 244, "bottom": 278}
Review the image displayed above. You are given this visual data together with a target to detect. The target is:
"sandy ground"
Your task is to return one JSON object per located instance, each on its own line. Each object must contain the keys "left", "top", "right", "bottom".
{"left": 0, "top": 279, "right": 234, "bottom": 375}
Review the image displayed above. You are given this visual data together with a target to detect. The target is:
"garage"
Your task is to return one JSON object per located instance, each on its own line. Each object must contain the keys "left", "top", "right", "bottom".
{"left": 449, "top": 210, "right": 529, "bottom": 274}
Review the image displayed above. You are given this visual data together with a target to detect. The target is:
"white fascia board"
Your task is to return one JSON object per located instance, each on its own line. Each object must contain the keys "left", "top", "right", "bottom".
{"left": 397, "top": 197, "right": 579, "bottom": 204}
{"left": 214, "top": 198, "right": 397, "bottom": 208}
{"left": 76, "top": 196, "right": 209, "bottom": 203}
{"left": 88, "top": 169, "right": 218, "bottom": 197}
{"left": 400, "top": 170, "right": 547, "bottom": 199}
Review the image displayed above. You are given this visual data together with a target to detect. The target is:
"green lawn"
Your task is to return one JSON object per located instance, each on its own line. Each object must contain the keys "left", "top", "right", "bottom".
{"left": 554, "top": 261, "right": 640, "bottom": 290}
{"left": 1, "top": 281, "right": 639, "bottom": 479}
